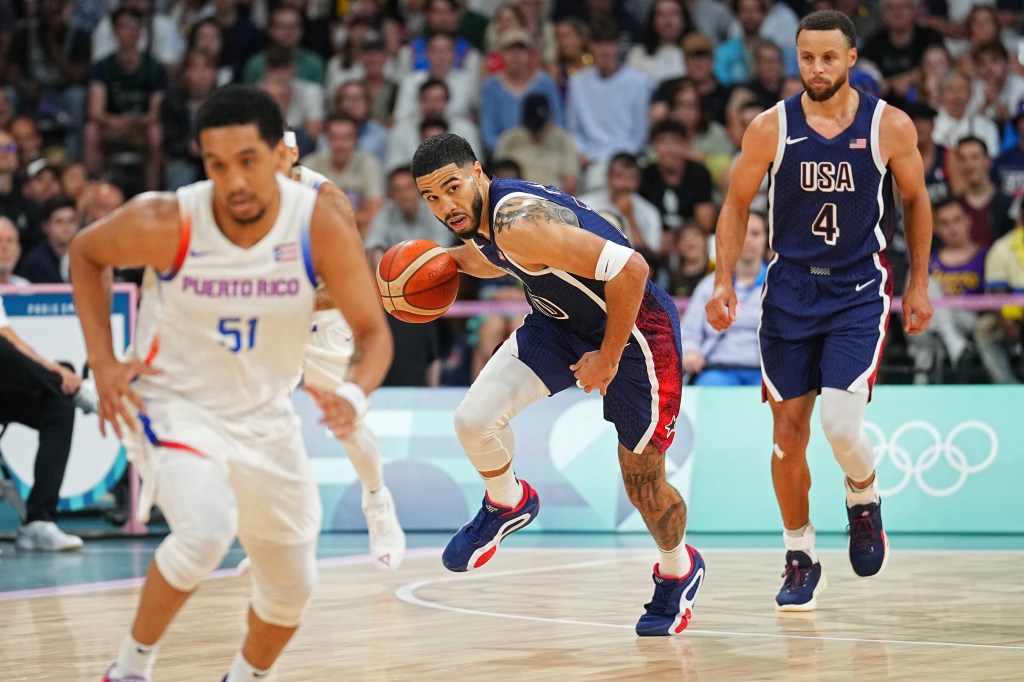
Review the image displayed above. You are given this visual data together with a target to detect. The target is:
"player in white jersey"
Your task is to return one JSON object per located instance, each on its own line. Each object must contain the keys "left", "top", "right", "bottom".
{"left": 283, "top": 129, "right": 405, "bottom": 570}
{"left": 70, "top": 86, "right": 393, "bottom": 682}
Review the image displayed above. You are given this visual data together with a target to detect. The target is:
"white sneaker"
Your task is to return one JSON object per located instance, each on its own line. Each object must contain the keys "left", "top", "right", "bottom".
{"left": 16, "top": 520, "right": 84, "bottom": 551}
{"left": 362, "top": 486, "right": 405, "bottom": 571}
{"left": 73, "top": 378, "right": 99, "bottom": 414}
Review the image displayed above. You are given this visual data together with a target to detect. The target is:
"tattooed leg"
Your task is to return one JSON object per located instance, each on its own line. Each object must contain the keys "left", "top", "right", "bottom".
{"left": 618, "top": 443, "right": 687, "bottom": 550}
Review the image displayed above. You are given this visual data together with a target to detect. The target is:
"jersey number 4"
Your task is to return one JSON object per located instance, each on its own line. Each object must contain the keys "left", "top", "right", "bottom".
{"left": 812, "top": 203, "right": 839, "bottom": 245}
{"left": 218, "top": 317, "right": 258, "bottom": 352}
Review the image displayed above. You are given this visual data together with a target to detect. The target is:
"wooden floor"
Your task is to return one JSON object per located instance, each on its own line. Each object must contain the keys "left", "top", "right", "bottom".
{"left": 1, "top": 547, "right": 1022, "bottom": 681}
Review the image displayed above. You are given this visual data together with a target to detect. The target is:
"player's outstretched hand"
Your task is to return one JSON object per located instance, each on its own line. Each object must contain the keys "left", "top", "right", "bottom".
{"left": 90, "top": 359, "right": 161, "bottom": 439}
{"left": 306, "top": 384, "right": 358, "bottom": 440}
{"left": 902, "top": 284, "right": 933, "bottom": 335}
{"left": 706, "top": 281, "right": 738, "bottom": 332}
{"left": 570, "top": 350, "right": 619, "bottom": 396}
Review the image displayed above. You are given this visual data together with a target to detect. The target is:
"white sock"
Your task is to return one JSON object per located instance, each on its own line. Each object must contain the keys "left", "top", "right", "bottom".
{"left": 226, "top": 651, "right": 271, "bottom": 680}
{"left": 341, "top": 422, "right": 384, "bottom": 493}
{"left": 783, "top": 523, "right": 818, "bottom": 564}
{"left": 658, "top": 538, "right": 692, "bottom": 578}
{"left": 113, "top": 634, "right": 159, "bottom": 679}
{"left": 484, "top": 469, "right": 523, "bottom": 508}
{"left": 845, "top": 477, "right": 880, "bottom": 507}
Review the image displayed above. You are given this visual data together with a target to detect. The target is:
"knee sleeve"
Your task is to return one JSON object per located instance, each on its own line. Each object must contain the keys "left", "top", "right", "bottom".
{"left": 820, "top": 387, "right": 875, "bottom": 482}
{"left": 453, "top": 342, "right": 549, "bottom": 472}
{"left": 155, "top": 524, "right": 235, "bottom": 592}
{"left": 244, "top": 539, "right": 318, "bottom": 628}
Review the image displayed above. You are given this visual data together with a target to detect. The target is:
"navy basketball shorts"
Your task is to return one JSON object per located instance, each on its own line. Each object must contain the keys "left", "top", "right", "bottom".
{"left": 758, "top": 254, "right": 893, "bottom": 402}
{"left": 511, "top": 288, "right": 683, "bottom": 454}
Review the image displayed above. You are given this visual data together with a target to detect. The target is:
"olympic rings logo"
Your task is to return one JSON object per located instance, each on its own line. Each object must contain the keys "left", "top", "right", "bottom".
{"left": 863, "top": 420, "right": 998, "bottom": 497}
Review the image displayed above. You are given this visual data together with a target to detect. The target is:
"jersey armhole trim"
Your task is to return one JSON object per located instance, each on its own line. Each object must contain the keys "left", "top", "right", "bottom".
{"left": 157, "top": 208, "right": 191, "bottom": 282}
{"left": 300, "top": 216, "right": 317, "bottom": 287}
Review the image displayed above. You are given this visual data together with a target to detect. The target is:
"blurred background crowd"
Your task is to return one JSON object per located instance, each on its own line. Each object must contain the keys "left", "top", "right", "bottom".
{"left": 2, "top": 0, "right": 1024, "bottom": 387}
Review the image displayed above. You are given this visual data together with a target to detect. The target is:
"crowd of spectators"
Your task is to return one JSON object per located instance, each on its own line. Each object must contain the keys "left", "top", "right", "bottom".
{"left": 1, "top": 0, "right": 1023, "bottom": 385}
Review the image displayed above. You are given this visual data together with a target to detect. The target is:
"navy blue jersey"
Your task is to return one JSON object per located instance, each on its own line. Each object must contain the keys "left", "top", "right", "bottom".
{"left": 767, "top": 92, "right": 898, "bottom": 269}
{"left": 471, "top": 177, "right": 669, "bottom": 344}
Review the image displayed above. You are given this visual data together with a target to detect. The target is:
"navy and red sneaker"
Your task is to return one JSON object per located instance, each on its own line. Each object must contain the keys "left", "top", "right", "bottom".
{"left": 635, "top": 546, "right": 706, "bottom": 636}
{"left": 775, "top": 550, "right": 826, "bottom": 611}
{"left": 848, "top": 499, "right": 889, "bottom": 577}
{"left": 441, "top": 480, "right": 540, "bottom": 572}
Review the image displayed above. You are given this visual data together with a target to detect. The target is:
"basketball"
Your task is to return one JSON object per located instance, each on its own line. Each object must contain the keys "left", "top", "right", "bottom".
{"left": 376, "top": 239, "right": 459, "bottom": 323}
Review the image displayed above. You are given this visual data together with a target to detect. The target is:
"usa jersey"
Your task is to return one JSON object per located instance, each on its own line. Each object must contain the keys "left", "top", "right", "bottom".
{"left": 472, "top": 177, "right": 670, "bottom": 344}
{"left": 767, "top": 92, "right": 898, "bottom": 269}
{"left": 474, "top": 177, "right": 683, "bottom": 454}
{"left": 130, "top": 177, "right": 318, "bottom": 416}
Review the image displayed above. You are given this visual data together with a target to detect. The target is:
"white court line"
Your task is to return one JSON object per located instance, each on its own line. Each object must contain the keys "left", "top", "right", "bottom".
{"left": 394, "top": 554, "right": 1024, "bottom": 652}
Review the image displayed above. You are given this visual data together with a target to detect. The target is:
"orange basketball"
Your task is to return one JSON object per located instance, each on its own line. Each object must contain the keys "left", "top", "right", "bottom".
{"left": 376, "top": 239, "right": 459, "bottom": 323}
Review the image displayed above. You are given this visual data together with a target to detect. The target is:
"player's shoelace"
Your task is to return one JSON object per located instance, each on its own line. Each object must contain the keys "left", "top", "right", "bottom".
{"left": 643, "top": 580, "right": 672, "bottom": 614}
{"left": 848, "top": 514, "right": 877, "bottom": 550}
{"left": 781, "top": 559, "right": 809, "bottom": 590}
{"left": 463, "top": 505, "right": 494, "bottom": 541}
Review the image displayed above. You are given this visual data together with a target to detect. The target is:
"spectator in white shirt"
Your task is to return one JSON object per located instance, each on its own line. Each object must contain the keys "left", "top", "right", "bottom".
{"left": 386, "top": 77, "right": 484, "bottom": 172}
{"left": 933, "top": 68, "right": 1001, "bottom": 157}
{"left": 566, "top": 19, "right": 653, "bottom": 191}
{"left": 92, "top": 0, "right": 185, "bottom": 72}
{"left": 392, "top": 32, "right": 479, "bottom": 122}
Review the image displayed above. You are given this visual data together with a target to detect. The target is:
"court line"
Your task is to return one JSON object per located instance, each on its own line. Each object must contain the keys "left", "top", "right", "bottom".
{"left": 0, "top": 548, "right": 438, "bottom": 601}
{"left": 394, "top": 557, "right": 1024, "bottom": 652}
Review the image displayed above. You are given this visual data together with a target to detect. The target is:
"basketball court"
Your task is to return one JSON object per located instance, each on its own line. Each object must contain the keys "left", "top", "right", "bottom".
{"left": 1, "top": 532, "right": 1021, "bottom": 680}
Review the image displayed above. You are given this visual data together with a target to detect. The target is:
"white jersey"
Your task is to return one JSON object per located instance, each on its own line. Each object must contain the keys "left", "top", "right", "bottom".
{"left": 131, "top": 177, "right": 319, "bottom": 416}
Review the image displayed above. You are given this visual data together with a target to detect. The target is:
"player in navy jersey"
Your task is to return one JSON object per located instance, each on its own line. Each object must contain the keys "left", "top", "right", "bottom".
{"left": 404, "top": 132, "right": 704, "bottom": 636}
{"left": 707, "top": 10, "right": 933, "bottom": 611}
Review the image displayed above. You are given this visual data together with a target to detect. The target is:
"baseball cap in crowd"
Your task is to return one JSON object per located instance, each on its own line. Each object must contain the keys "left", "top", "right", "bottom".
{"left": 522, "top": 93, "right": 551, "bottom": 132}
{"left": 26, "top": 158, "right": 60, "bottom": 180}
{"left": 361, "top": 29, "right": 386, "bottom": 51}
{"left": 499, "top": 28, "right": 534, "bottom": 50}
{"left": 903, "top": 101, "right": 938, "bottom": 121}
{"left": 682, "top": 33, "right": 713, "bottom": 57}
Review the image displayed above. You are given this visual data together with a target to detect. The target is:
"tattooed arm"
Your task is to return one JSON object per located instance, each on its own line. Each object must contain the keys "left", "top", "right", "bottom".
{"left": 497, "top": 196, "right": 649, "bottom": 395}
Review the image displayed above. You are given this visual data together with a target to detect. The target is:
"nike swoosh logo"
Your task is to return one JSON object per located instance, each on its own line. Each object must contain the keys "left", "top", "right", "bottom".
{"left": 188, "top": 249, "right": 213, "bottom": 257}
{"left": 786, "top": 136, "right": 808, "bottom": 145}
{"left": 855, "top": 278, "right": 876, "bottom": 292}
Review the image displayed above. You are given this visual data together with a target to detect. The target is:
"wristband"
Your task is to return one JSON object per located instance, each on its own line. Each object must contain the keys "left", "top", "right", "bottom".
{"left": 333, "top": 381, "right": 368, "bottom": 420}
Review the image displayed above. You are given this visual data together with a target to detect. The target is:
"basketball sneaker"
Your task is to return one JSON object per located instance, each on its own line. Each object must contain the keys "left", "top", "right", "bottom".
{"left": 442, "top": 480, "right": 539, "bottom": 572}
{"left": 635, "top": 546, "right": 706, "bottom": 636}
{"left": 775, "top": 550, "right": 826, "bottom": 611}
{"left": 102, "top": 666, "right": 148, "bottom": 681}
{"left": 847, "top": 499, "right": 889, "bottom": 577}
{"left": 363, "top": 486, "right": 405, "bottom": 571}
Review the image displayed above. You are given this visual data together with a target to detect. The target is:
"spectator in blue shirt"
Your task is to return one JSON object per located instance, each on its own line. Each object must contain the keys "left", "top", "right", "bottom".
{"left": 479, "top": 28, "right": 563, "bottom": 154}
{"left": 680, "top": 212, "right": 768, "bottom": 386}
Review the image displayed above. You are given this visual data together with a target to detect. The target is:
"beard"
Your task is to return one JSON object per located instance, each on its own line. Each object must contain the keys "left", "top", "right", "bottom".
{"left": 232, "top": 207, "right": 266, "bottom": 225}
{"left": 802, "top": 70, "right": 847, "bottom": 102}
{"left": 444, "top": 188, "right": 485, "bottom": 239}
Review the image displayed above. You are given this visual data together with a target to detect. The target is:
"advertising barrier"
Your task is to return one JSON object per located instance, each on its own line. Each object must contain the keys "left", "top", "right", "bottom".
{"left": 0, "top": 284, "right": 135, "bottom": 511}
{"left": 301, "top": 385, "right": 1023, "bottom": 535}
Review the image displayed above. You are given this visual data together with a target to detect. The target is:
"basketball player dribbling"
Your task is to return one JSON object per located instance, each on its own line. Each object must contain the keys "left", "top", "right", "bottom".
{"left": 408, "top": 132, "right": 704, "bottom": 635}
{"left": 280, "top": 130, "right": 406, "bottom": 571}
{"left": 707, "top": 10, "right": 934, "bottom": 611}
{"left": 70, "top": 86, "right": 393, "bottom": 681}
